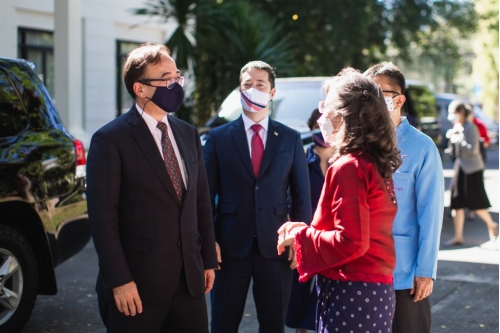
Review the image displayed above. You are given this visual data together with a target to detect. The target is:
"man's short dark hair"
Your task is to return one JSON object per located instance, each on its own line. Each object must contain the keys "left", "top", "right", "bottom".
{"left": 307, "top": 108, "right": 321, "bottom": 130}
{"left": 123, "top": 43, "right": 171, "bottom": 99}
{"left": 364, "top": 61, "right": 406, "bottom": 95}
{"left": 240, "top": 61, "right": 276, "bottom": 89}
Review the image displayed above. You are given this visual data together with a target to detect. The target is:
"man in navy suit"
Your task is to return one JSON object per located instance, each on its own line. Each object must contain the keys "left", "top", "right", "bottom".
{"left": 204, "top": 61, "right": 312, "bottom": 333}
{"left": 87, "top": 43, "right": 218, "bottom": 333}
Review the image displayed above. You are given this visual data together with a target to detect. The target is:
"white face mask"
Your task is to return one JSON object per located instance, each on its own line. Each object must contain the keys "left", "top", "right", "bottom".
{"left": 317, "top": 114, "right": 336, "bottom": 144}
{"left": 240, "top": 88, "right": 270, "bottom": 112}
{"left": 384, "top": 97, "right": 395, "bottom": 112}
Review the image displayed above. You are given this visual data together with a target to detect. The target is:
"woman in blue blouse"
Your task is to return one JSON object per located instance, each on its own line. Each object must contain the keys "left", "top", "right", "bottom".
{"left": 286, "top": 109, "right": 334, "bottom": 333}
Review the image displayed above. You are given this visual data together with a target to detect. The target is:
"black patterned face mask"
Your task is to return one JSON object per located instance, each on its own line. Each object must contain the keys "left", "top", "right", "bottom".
{"left": 146, "top": 83, "right": 185, "bottom": 113}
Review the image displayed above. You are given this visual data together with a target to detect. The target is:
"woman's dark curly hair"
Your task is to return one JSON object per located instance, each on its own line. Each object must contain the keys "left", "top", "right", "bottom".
{"left": 322, "top": 68, "right": 402, "bottom": 178}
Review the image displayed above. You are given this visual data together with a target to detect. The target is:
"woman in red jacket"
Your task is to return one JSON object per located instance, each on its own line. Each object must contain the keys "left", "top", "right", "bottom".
{"left": 278, "top": 68, "right": 402, "bottom": 333}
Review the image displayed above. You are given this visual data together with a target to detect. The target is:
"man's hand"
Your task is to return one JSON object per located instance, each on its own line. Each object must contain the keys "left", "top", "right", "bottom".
{"left": 215, "top": 241, "right": 221, "bottom": 270}
{"left": 410, "top": 277, "right": 434, "bottom": 302}
{"left": 112, "top": 281, "right": 142, "bottom": 316}
{"left": 204, "top": 269, "right": 215, "bottom": 294}
{"left": 288, "top": 246, "right": 298, "bottom": 269}
{"left": 215, "top": 242, "right": 222, "bottom": 268}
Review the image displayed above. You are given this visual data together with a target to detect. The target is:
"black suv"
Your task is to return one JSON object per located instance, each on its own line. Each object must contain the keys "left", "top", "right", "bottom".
{"left": 0, "top": 58, "right": 90, "bottom": 332}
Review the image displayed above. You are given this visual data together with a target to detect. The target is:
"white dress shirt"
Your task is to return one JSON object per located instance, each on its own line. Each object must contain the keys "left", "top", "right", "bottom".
{"left": 241, "top": 112, "right": 269, "bottom": 157}
{"left": 136, "top": 103, "right": 188, "bottom": 187}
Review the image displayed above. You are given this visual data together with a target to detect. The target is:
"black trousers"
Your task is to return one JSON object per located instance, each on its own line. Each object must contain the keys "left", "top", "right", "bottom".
{"left": 210, "top": 239, "right": 293, "bottom": 333}
{"left": 392, "top": 289, "right": 431, "bottom": 333}
{"left": 98, "top": 269, "right": 208, "bottom": 333}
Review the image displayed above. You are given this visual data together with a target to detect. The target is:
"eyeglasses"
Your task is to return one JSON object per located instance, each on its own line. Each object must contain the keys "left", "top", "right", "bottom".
{"left": 382, "top": 90, "right": 401, "bottom": 97}
{"left": 318, "top": 101, "right": 330, "bottom": 114}
{"left": 138, "top": 76, "right": 185, "bottom": 89}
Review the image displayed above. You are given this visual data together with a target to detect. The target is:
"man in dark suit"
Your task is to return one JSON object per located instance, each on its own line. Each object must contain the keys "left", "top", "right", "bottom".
{"left": 204, "top": 61, "right": 312, "bottom": 333}
{"left": 86, "top": 43, "right": 218, "bottom": 333}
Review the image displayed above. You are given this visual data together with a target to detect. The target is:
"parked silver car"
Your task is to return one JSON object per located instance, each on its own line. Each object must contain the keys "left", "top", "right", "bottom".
{"left": 200, "top": 77, "right": 440, "bottom": 146}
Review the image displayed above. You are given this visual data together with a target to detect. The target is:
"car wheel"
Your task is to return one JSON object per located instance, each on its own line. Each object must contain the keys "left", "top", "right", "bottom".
{"left": 0, "top": 225, "right": 38, "bottom": 333}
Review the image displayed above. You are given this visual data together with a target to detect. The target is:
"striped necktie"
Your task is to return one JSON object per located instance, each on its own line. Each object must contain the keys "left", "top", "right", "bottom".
{"left": 157, "top": 122, "right": 185, "bottom": 201}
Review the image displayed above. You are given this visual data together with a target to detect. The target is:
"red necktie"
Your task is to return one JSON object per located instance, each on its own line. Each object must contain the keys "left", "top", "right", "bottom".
{"left": 251, "top": 124, "right": 264, "bottom": 177}
{"left": 157, "top": 122, "right": 185, "bottom": 201}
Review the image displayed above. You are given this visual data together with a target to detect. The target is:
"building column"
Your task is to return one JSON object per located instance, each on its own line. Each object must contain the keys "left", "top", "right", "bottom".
{"left": 54, "top": 0, "right": 87, "bottom": 142}
{"left": 0, "top": 0, "right": 16, "bottom": 57}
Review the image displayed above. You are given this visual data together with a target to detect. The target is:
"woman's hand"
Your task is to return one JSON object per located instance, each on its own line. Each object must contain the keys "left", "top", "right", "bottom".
{"left": 277, "top": 222, "right": 308, "bottom": 255}
{"left": 278, "top": 222, "right": 308, "bottom": 234}
{"left": 277, "top": 233, "right": 294, "bottom": 255}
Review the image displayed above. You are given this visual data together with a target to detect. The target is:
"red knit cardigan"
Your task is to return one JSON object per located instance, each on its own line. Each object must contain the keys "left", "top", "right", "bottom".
{"left": 294, "top": 150, "right": 397, "bottom": 284}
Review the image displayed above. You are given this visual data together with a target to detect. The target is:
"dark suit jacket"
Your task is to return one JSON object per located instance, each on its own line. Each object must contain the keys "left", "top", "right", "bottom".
{"left": 203, "top": 116, "right": 312, "bottom": 259}
{"left": 87, "top": 106, "right": 218, "bottom": 305}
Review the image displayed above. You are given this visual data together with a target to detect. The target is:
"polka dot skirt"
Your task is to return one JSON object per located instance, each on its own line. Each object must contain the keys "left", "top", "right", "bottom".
{"left": 316, "top": 277, "right": 395, "bottom": 333}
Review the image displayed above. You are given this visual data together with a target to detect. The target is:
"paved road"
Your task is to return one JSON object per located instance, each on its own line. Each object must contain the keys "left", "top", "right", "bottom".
{"left": 22, "top": 147, "right": 499, "bottom": 333}
{"left": 430, "top": 146, "right": 499, "bottom": 333}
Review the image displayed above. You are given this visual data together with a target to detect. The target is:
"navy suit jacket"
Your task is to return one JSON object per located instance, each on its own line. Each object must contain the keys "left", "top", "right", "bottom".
{"left": 203, "top": 116, "right": 312, "bottom": 259}
{"left": 86, "top": 106, "right": 218, "bottom": 305}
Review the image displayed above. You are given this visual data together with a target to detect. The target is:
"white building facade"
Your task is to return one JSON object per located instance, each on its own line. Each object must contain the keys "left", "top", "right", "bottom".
{"left": 0, "top": 0, "right": 176, "bottom": 145}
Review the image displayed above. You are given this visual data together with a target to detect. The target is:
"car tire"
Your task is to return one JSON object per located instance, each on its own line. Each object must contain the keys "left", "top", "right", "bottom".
{"left": 0, "top": 224, "right": 38, "bottom": 333}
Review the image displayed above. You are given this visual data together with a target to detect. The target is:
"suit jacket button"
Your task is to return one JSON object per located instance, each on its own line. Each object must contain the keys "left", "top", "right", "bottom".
{"left": 177, "top": 241, "right": 181, "bottom": 246}
{"left": 255, "top": 186, "right": 259, "bottom": 190}
{"left": 252, "top": 207, "right": 255, "bottom": 211}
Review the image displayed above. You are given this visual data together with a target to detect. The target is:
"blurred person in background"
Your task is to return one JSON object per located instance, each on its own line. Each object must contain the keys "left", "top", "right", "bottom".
{"left": 278, "top": 68, "right": 402, "bottom": 333}
{"left": 468, "top": 109, "right": 490, "bottom": 164}
{"left": 365, "top": 62, "right": 444, "bottom": 333}
{"left": 466, "top": 107, "right": 490, "bottom": 220}
{"left": 444, "top": 100, "right": 498, "bottom": 246}
{"left": 286, "top": 109, "right": 333, "bottom": 333}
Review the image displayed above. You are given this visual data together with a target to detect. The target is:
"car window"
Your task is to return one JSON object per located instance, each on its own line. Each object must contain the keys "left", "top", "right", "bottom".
{"left": 6, "top": 62, "right": 58, "bottom": 131}
{"left": 217, "top": 89, "right": 243, "bottom": 123}
{"left": 216, "top": 80, "right": 325, "bottom": 132}
{"left": 0, "top": 69, "right": 28, "bottom": 138}
{"left": 406, "top": 85, "right": 436, "bottom": 119}
{"left": 213, "top": 79, "right": 440, "bottom": 142}
{"left": 272, "top": 82, "right": 325, "bottom": 131}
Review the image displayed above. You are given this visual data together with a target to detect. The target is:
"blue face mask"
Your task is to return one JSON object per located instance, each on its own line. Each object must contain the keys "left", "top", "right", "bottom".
{"left": 147, "top": 83, "right": 185, "bottom": 113}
